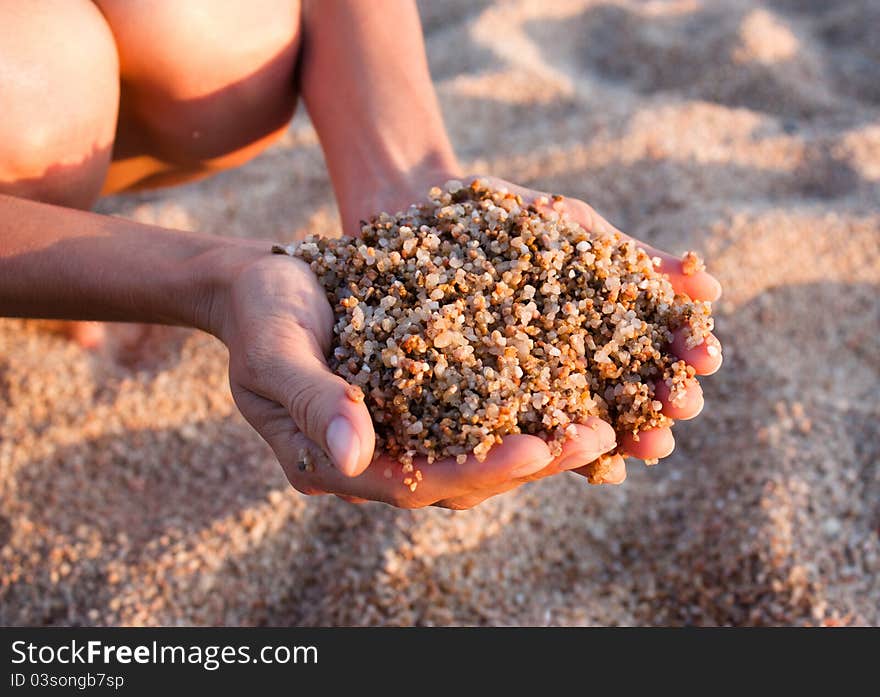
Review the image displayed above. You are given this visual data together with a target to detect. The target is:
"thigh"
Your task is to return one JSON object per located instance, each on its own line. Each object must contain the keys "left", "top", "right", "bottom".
{"left": 0, "top": 0, "right": 119, "bottom": 207}
{"left": 94, "top": 0, "right": 301, "bottom": 189}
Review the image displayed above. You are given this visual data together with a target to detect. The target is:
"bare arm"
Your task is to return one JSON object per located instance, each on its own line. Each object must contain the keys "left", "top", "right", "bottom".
{"left": 300, "top": 0, "right": 460, "bottom": 233}
{"left": 0, "top": 193, "right": 256, "bottom": 327}
{"left": 0, "top": 192, "right": 381, "bottom": 478}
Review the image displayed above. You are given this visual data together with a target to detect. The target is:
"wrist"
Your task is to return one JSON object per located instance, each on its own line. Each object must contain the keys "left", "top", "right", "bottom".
{"left": 335, "top": 152, "right": 462, "bottom": 235}
{"left": 181, "top": 236, "right": 268, "bottom": 339}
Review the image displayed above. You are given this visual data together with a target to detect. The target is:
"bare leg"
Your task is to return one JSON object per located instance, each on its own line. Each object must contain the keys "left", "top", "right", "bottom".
{"left": 0, "top": 0, "right": 119, "bottom": 345}
{"left": 0, "top": 0, "right": 118, "bottom": 208}
{"left": 1, "top": 0, "right": 302, "bottom": 345}
{"left": 0, "top": 0, "right": 302, "bottom": 209}
{"left": 95, "top": 0, "right": 301, "bottom": 193}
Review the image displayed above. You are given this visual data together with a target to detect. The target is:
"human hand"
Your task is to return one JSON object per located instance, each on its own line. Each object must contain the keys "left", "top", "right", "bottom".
{"left": 212, "top": 247, "right": 619, "bottom": 509}
{"left": 351, "top": 172, "right": 722, "bottom": 485}
{"left": 471, "top": 175, "right": 723, "bottom": 482}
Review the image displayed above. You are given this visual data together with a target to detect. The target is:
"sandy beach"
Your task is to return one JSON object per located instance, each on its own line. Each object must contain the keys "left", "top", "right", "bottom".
{"left": 1, "top": 0, "right": 878, "bottom": 625}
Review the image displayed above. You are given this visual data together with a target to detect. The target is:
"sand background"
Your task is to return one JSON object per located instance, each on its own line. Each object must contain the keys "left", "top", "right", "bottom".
{"left": 1, "top": 0, "right": 878, "bottom": 625}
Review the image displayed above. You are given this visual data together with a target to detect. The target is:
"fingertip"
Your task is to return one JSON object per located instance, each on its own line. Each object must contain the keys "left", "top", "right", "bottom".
{"left": 704, "top": 273, "right": 723, "bottom": 302}
{"left": 703, "top": 354, "right": 724, "bottom": 377}
{"left": 324, "top": 396, "right": 376, "bottom": 477}
{"left": 678, "top": 262, "right": 722, "bottom": 302}
{"left": 655, "top": 378, "right": 704, "bottom": 420}
{"left": 567, "top": 418, "right": 617, "bottom": 455}
{"left": 670, "top": 331, "right": 723, "bottom": 375}
{"left": 702, "top": 335, "right": 723, "bottom": 375}
{"left": 493, "top": 435, "right": 554, "bottom": 478}
{"left": 585, "top": 417, "right": 618, "bottom": 453}
{"left": 652, "top": 252, "right": 721, "bottom": 303}
{"left": 352, "top": 411, "right": 377, "bottom": 476}
{"left": 620, "top": 427, "right": 675, "bottom": 460}
{"left": 337, "top": 387, "right": 376, "bottom": 477}
{"left": 678, "top": 269, "right": 722, "bottom": 303}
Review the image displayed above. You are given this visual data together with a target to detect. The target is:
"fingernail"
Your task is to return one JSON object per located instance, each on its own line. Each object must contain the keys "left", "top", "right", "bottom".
{"left": 511, "top": 453, "right": 553, "bottom": 478}
{"left": 326, "top": 416, "right": 360, "bottom": 476}
{"left": 595, "top": 423, "right": 617, "bottom": 452}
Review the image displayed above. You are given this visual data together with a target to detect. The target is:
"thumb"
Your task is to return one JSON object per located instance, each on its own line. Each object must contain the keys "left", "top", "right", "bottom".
{"left": 263, "top": 341, "right": 376, "bottom": 478}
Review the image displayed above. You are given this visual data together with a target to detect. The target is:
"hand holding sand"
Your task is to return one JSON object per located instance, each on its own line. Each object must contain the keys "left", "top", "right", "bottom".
{"left": 475, "top": 176, "right": 723, "bottom": 478}
{"left": 266, "top": 178, "right": 723, "bottom": 507}
{"left": 217, "top": 249, "right": 618, "bottom": 509}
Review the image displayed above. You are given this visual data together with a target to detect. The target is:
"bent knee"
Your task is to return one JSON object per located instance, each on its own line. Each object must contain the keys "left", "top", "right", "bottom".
{"left": 97, "top": 0, "right": 300, "bottom": 164}
{"left": 0, "top": 0, "right": 119, "bottom": 208}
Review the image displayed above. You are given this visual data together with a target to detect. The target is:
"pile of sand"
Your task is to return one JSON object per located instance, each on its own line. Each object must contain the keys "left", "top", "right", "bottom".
{"left": 1, "top": 0, "right": 877, "bottom": 625}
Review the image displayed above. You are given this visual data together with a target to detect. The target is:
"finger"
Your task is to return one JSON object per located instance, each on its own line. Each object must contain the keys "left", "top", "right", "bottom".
{"left": 518, "top": 418, "right": 618, "bottom": 481}
{"left": 573, "top": 454, "right": 628, "bottom": 485}
{"left": 620, "top": 427, "right": 675, "bottom": 460}
{"left": 481, "top": 176, "right": 722, "bottom": 302}
{"left": 434, "top": 418, "right": 617, "bottom": 508}
{"left": 654, "top": 377, "right": 704, "bottom": 420}
{"left": 632, "top": 242, "right": 722, "bottom": 302}
{"left": 537, "top": 189, "right": 721, "bottom": 303}
{"left": 299, "top": 433, "right": 555, "bottom": 508}
{"left": 670, "top": 330, "right": 723, "bottom": 375}
{"left": 256, "top": 322, "right": 376, "bottom": 477}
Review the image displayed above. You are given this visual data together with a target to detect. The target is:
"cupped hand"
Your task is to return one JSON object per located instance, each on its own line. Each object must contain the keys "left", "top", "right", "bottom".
{"left": 471, "top": 175, "right": 723, "bottom": 482}
{"left": 218, "top": 164, "right": 723, "bottom": 507}
{"left": 214, "top": 248, "right": 618, "bottom": 509}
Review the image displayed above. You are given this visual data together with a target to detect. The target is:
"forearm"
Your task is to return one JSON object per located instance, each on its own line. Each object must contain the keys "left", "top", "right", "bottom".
{"left": 0, "top": 194, "right": 263, "bottom": 332}
{"left": 300, "top": 0, "right": 460, "bottom": 231}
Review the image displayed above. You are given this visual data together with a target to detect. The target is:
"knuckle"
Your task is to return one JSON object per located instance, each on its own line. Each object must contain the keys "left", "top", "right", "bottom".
{"left": 261, "top": 418, "right": 292, "bottom": 446}
{"left": 241, "top": 342, "right": 272, "bottom": 380}
{"left": 286, "top": 378, "right": 327, "bottom": 437}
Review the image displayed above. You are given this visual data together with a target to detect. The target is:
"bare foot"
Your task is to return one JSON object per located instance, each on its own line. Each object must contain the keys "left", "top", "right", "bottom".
{"left": 61, "top": 321, "right": 168, "bottom": 365}
{"left": 47, "top": 321, "right": 185, "bottom": 370}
